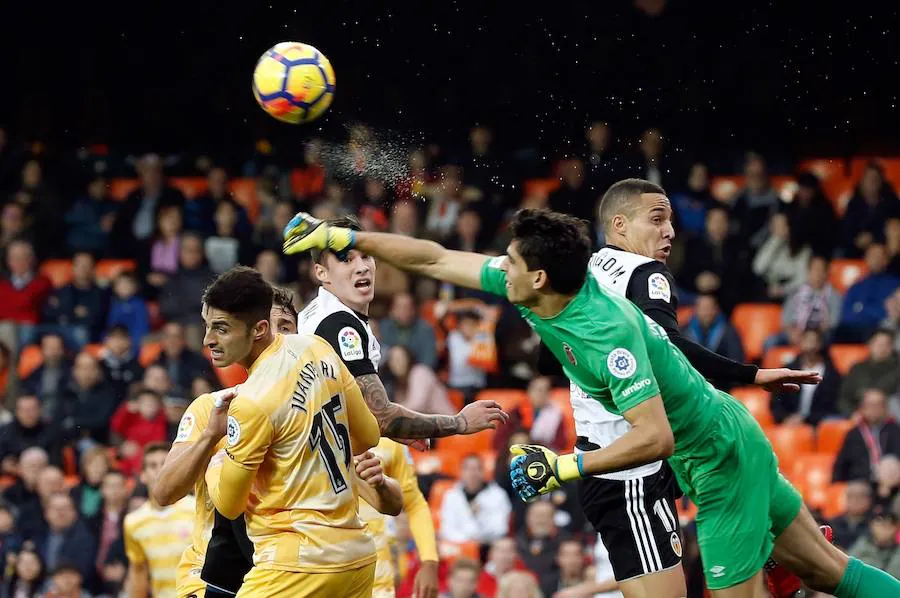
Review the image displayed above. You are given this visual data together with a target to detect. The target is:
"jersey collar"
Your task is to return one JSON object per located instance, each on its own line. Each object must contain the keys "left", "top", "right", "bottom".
{"left": 248, "top": 333, "right": 284, "bottom": 375}
{"left": 318, "top": 287, "right": 369, "bottom": 322}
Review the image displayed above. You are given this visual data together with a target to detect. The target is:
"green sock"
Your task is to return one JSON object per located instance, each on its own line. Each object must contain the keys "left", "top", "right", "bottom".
{"left": 834, "top": 556, "right": 900, "bottom": 597}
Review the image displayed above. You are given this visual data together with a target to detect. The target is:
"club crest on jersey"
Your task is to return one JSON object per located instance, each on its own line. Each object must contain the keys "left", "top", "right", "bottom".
{"left": 226, "top": 415, "right": 241, "bottom": 447}
{"left": 671, "top": 532, "right": 682, "bottom": 557}
{"left": 563, "top": 342, "right": 577, "bottom": 366}
{"left": 607, "top": 348, "right": 637, "bottom": 379}
{"left": 648, "top": 273, "right": 671, "bottom": 302}
{"left": 175, "top": 413, "right": 195, "bottom": 442}
{"left": 338, "top": 326, "right": 364, "bottom": 361}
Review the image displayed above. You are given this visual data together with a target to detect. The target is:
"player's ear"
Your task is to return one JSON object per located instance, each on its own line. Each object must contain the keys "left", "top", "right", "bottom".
{"left": 612, "top": 213, "right": 627, "bottom": 235}
{"left": 252, "top": 319, "right": 269, "bottom": 341}
{"left": 532, "top": 269, "right": 549, "bottom": 291}
{"left": 313, "top": 261, "right": 328, "bottom": 285}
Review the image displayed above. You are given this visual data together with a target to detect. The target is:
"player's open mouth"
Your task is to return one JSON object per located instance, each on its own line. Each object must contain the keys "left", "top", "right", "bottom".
{"left": 659, "top": 246, "right": 671, "bottom": 257}
{"left": 210, "top": 349, "right": 224, "bottom": 359}
{"left": 354, "top": 279, "right": 372, "bottom": 290}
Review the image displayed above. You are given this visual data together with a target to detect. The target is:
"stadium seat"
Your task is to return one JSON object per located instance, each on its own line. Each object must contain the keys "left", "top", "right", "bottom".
{"left": 17, "top": 345, "right": 43, "bottom": 378}
{"left": 0, "top": 476, "right": 15, "bottom": 490}
{"left": 139, "top": 342, "right": 162, "bottom": 367}
{"left": 230, "top": 178, "right": 260, "bottom": 223}
{"left": 62, "top": 446, "right": 78, "bottom": 477}
{"left": 169, "top": 176, "right": 207, "bottom": 199}
{"left": 96, "top": 259, "right": 137, "bottom": 282}
{"left": 821, "top": 483, "right": 848, "bottom": 520}
{"left": 730, "top": 387, "right": 774, "bottom": 427}
{"left": 766, "top": 425, "right": 815, "bottom": 474}
{"left": 475, "top": 389, "right": 527, "bottom": 413}
{"left": 828, "top": 259, "right": 867, "bottom": 294}
{"left": 215, "top": 364, "right": 248, "bottom": 388}
{"left": 761, "top": 346, "right": 799, "bottom": 369}
{"left": 447, "top": 389, "right": 465, "bottom": 411}
{"left": 39, "top": 259, "right": 74, "bottom": 288}
{"left": 817, "top": 419, "right": 854, "bottom": 455}
{"left": 549, "top": 387, "right": 576, "bottom": 450}
{"left": 523, "top": 177, "right": 561, "bottom": 200}
{"left": 436, "top": 432, "right": 496, "bottom": 478}
{"left": 796, "top": 158, "right": 852, "bottom": 214}
{"left": 438, "top": 540, "right": 480, "bottom": 564}
{"left": 109, "top": 178, "right": 140, "bottom": 201}
{"left": 710, "top": 175, "right": 795, "bottom": 203}
{"left": 731, "top": 303, "right": 783, "bottom": 362}
{"left": 82, "top": 344, "right": 103, "bottom": 358}
{"left": 676, "top": 306, "right": 694, "bottom": 327}
{"left": 791, "top": 452, "right": 835, "bottom": 492}
{"left": 829, "top": 344, "right": 869, "bottom": 376}
{"left": 428, "top": 478, "right": 456, "bottom": 527}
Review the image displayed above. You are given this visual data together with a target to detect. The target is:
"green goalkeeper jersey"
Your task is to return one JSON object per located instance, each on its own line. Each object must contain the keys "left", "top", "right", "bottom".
{"left": 480, "top": 256, "right": 728, "bottom": 453}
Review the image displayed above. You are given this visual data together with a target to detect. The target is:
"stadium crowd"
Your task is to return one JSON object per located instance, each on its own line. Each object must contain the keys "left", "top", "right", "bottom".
{"left": 0, "top": 121, "right": 898, "bottom": 597}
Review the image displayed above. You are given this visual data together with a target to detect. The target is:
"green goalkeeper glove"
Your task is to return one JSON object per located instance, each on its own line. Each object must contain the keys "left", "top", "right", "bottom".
{"left": 282, "top": 212, "right": 356, "bottom": 257}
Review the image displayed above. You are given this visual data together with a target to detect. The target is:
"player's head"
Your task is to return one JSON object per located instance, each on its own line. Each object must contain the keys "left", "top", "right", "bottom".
{"left": 599, "top": 178, "right": 674, "bottom": 262}
{"left": 141, "top": 442, "right": 171, "bottom": 496}
{"left": 270, "top": 286, "right": 298, "bottom": 334}
{"left": 202, "top": 266, "right": 274, "bottom": 368}
{"left": 312, "top": 215, "right": 375, "bottom": 312}
{"left": 504, "top": 209, "right": 591, "bottom": 306}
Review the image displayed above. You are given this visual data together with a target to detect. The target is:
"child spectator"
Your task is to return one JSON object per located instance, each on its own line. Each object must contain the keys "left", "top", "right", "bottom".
{"left": 98, "top": 325, "right": 143, "bottom": 401}
{"left": 105, "top": 273, "right": 150, "bottom": 348}
{"left": 447, "top": 310, "right": 488, "bottom": 404}
{"left": 110, "top": 387, "right": 166, "bottom": 476}
{"left": 69, "top": 447, "right": 110, "bottom": 521}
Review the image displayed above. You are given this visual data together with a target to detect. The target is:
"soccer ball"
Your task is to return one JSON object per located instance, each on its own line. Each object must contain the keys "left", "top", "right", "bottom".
{"left": 252, "top": 42, "right": 336, "bottom": 124}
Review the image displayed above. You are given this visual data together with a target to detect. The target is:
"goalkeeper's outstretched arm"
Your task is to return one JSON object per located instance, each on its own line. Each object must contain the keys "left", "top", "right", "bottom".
{"left": 353, "top": 232, "right": 489, "bottom": 291}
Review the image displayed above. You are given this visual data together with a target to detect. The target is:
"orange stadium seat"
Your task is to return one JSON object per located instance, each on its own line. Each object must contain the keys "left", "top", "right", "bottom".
{"left": 17, "top": 345, "right": 43, "bottom": 378}
{"left": 821, "top": 483, "right": 848, "bottom": 520}
{"left": 829, "top": 344, "right": 869, "bottom": 376}
{"left": 429, "top": 478, "right": 456, "bottom": 528}
{"left": 817, "top": 419, "right": 854, "bottom": 455}
{"left": 447, "top": 389, "right": 465, "bottom": 411}
{"left": 796, "top": 158, "right": 852, "bottom": 213}
{"left": 109, "top": 178, "right": 140, "bottom": 201}
{"left": 850, "top": 156, "right": 900, "bottom": 189}
{"left": 791, "top": 452, "right": 835, "bottom": 491}
{"left": 731, "top": 303, "right": 782, "bottom": 362}
{"left": 762, "top": 346, "right": 798, "bottom": 369}
{"left": 475, "top": 389, "right": 527, "bottom": 413}
{"left": 230, "top": 178, "right": 260, "bottom": 223}
{"left": 549, "top": 387, "right": 576, "bottom": 450}
{"left": 710, "top": 175, "right": 794, "bottom": 203}
{"left": 438, "top": 540, "right": 480, "bottom": 564}
{"left": 828, "top": 259, "right": 867, "bottom": 294}
{"left": 435, "top": 431, "right": 496, "bottom": 478}
{"left": 169, "top": 176, "right": 207, "bottom": 198}
{"left": 62, "top": 446, "right": 78, "bottom": 477}
{"left": 730, "top": 387, "right": 774, "bottom": 427}
{"left": 676, "top": 305, "right": 694, "bottom": 326}
{"left": 523, "top": 177, "right": 561, "bottom": 200}
{"left": 96, "top": 259, "right": 137, "bottom": 282}
{"left": 766, "top": 425, "right": 815, "bottom": 475}
{"left": 82, "top": 343, "right": 103, "bottom": 358}
{"left": 40, "top": 259, "right": 74, "bottom": 288}
{"left": 139, "top": 341, "right": 162, "bottom": 367}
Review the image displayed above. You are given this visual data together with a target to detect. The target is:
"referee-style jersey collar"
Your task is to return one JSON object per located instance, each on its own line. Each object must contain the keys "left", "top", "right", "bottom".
{"left": 248, "top": 333, "right": 284, "bottom": 375}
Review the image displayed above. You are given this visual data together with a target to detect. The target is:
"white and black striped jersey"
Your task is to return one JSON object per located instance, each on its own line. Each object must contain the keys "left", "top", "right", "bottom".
{"left": 297, "top": 286, "right": 382, "bottom": 376}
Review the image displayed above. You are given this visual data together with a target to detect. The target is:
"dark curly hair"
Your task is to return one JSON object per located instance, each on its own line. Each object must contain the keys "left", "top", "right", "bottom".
{"left": 508, "top": 208, "right": 591, "bottom": 295}
{"left": 202, "top": 265, "right": 274, "bottom": 329}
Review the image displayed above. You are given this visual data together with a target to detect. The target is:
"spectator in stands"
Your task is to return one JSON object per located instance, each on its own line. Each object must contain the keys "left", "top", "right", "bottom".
{"left": 87, "top": 470, "right": 128, "bottom": 592}
{"left": 41, "top": 252, "right": 109, "bottom": 348}
{"left": 61, "top": 353, "right": 118, "bottom": 447}
{"left": 447, "top": 310, "right": 488, "bottom": 403}
{"left": 442, "top": 558, "right": 483, "bottom": 598}
{"left": 670, "top": 162, "right": 717, "bottom": 238}
{"left": 0, "top": 239, "right": 53, "bottom": 349}
{"left": 254, "top": 200, "right": 298, "bottom": 254}
{"left": 65, "top": 174, "right": 117, "bottom": 257}
{"left": 541, "top": 539, "right": 587, "bottom": 597}
{"left": 0, "top": 202, "right": 27, "bottom": 270}
{"left": 784, "top": 172, "right": 839, "bottom": 258}
{"left": 70, "top": 447, "right": 109, "bottom": 521}
{"left": 205, "top": 201, "right": 251, "bottom": 274}
{"left": 771, "top": 328, "right": 841, "bottom": 425}
{"left": 831, "top": 480, "right": 874, "bottom": 551}
{"left": 17, "top": 465, "right": 65, "bottom": 541}
{"left": 391, "top": 199, "right": 422, "bottom": 238}
{"left": 109, "top": 154, "right": 184, "bottom": 258}
{"left": 98, "top": 325, "right": 143, "bottom": 400}
{"left": 153, "top": 322, "right": 215, "bottom": 395}
{"left": 516, "top": 501, "right": 569, "bottom": 592}
{"left": 848, "top": 512, "right": 900, "bottom": 580}
{"left": 0, "top": 394, "right": 63, "bottom": 469}
{"left": 381, "top": 345, "right": 454, "bottom": 415}
{"left": 837, "top": 243, "right": 900, "bottom": 343}
{"left": 751, "top": 212, "right": 812, "bottom": 300}
{"left": 45, "top": 561, "right": 91, "bottom": 598}
{"left": 548, "top": 158, "right": 595, "bottom": 229}
{"left": 24, "top": 333, "right": 72, "bottom": 421}
{"left": 163, "top": 395, "right": 189, "bottom": 442}
{"left": 185, "top": 167, "right": 250, "bottom": 237}
{"left": 834, "top": 388, "right": 900, "bottom": 482}
{"left": 34, "top": 493, "right": 96, "bottom": 582}
{"left": 110, "top": 387, "right": 166, "bottom": 476}
{"left": 731, "top": 153, "right": 780, "bottom": 249}
{"left": 480, "top": 537, "right": 521, "bottom": 597}
{"left": 105, "top": 272, "right": 150, "bottom": 348}
{"left": 3, "top": 543, "right": 46, "bottom": 598}
{"left": 631, "top": 128, "right": 670, "bottom": 190}
{"left": 446, "top": 208, "right": 485, "bottom": 253}
{"left": 495, "top": 429, "right": 532, "bottom": 525}
{"left": 679, "top": 206, "right": 745, "bottom": 312}
{"left": 496, "top": 376, "right": 569, "bottom": 453}
{"left": 379, "top": 292, "right": 438, "bottom": 369}
{"left": 12, "top": 159, "right": 64, "bottom": 260}
{"left": 681, "top": 294, "right": 745, "bottom": 387}
{"left": 438, "top": 454, "right": 511, "bottom": 547}
{"left": 140, "top": 204, "right": 183, "bottom": 300}
{"left": 425, "top": 165, "right": 467, "bottom": 241}
{"left": 841, "top": 161, "right": 900, "bottom": 258}
{"left": 254, "top": 249, "right": 282, "bottom": 287}
{"left": 584, "top": 121, "right": 618, "bottom": 194}
{"left": 766, "top": 256, "right": 842, "bottom": 351}
{"left": 873, "top": 455, "right": 900, "bottom": 514}
{"left": 496, "top": 571, "right": 542, "bottom": 598}
{"left": 158, "top": 232, "right": 215, "bottom": 345}
{"left": 838, "top": 329, "right": 900, "bottom": 416}
{"left": 885, "top": 218, "right": 900, "bottom": 278}
{"left": 141, "top": 364, "right": 184, "bottom": 405}
{"left": 3, "top": 446, "right": 47, "bottom": 510}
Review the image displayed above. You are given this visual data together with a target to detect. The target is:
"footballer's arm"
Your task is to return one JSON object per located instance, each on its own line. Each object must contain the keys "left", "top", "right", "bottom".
{"left": 353, "top": 452, "right": 403, "bottom": 516}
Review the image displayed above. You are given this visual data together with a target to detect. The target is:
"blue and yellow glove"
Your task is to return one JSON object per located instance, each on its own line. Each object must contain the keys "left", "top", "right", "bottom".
{"left": 509, "top": 444, "right": 585, "bottom": 503}
{"left": 282, "top": 212, "right": 356, "bottom": 257}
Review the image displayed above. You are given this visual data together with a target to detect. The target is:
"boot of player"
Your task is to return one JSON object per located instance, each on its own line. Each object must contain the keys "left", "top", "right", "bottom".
{"left": 764, "top": 525, "right": 834, "bottom": 598}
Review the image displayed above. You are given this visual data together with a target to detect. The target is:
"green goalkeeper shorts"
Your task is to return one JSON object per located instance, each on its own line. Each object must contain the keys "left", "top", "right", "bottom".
{"left": 669, "top": 394, "right": 803, "bottom": 590}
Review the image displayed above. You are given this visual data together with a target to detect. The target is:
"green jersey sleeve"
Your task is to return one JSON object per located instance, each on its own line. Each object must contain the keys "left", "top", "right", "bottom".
{"left": 479, "top": 256, "right": 509, "bottom": 297}
{"left": 597, "top": 326, "right": 661, "bottom": 413}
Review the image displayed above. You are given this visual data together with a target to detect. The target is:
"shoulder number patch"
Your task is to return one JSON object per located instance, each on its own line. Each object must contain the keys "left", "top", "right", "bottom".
{"left": 647, "top": 273, "right": 671, "bottom": 303}
{"left": 607, "top": 348, "right": 637, "bottom": 379}
{"left": 226, "top": 415, "right": 241, "bottom": 447}
{"left": 175, "top": 413, "right": 195, "bottom": 443}
{"left": 338, "top": 326, "right": 365, "bottom": 361}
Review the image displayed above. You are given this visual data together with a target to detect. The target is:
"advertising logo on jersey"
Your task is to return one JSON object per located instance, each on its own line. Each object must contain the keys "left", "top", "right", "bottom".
{"left": 647, "top": 273, "right": 671, "bottom": 302}
{"left": 338, "top": 326, "right": 365, "bottom": 361}
{"left": 563, "top": 342, "right": 577, "bottom": 366}
{"left": 607, "top": 348, "right": 637, "bottom": 379}
{"left": 226, "top": 415, "right": 241, "bottom": 447}
{"left": 175, "top": 413, "right": 195, "bottom": 442}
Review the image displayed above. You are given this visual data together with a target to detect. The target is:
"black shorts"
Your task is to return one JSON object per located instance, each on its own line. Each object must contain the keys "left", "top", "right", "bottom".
{"left": 579, "top": 461, "right": 683, "bottom": 582}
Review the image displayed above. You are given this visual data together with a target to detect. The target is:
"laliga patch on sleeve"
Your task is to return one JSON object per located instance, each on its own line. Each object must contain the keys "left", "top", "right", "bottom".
{"left": 175, "top": 413, "right": 195, "bottom": 443}
{"left": 488, "top": 255, "right": 506, "bottom": 269}
{"left": 338, "top": 326, "right": 365, "bottom": 361}
{"left": 607, "top": 348, "right": 637, "bottom": 379}
{"left": 226, "top": 415, "right": 241, "bottom": 447}
{"left": 647, "top": 273, "right": 672, "bottom": 303}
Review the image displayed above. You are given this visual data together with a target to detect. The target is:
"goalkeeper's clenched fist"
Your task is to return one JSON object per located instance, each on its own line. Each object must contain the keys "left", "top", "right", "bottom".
{"left": 282, "top": 212, "right": 356, "bottom": 257}
{"left": 508, "top": 444, "right": 585, "bottom": 503}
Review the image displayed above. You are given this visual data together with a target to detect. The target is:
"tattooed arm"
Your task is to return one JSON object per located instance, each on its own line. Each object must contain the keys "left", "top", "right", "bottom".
{"left": 356, "top": 374, "right": 506, "bottom": 438}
